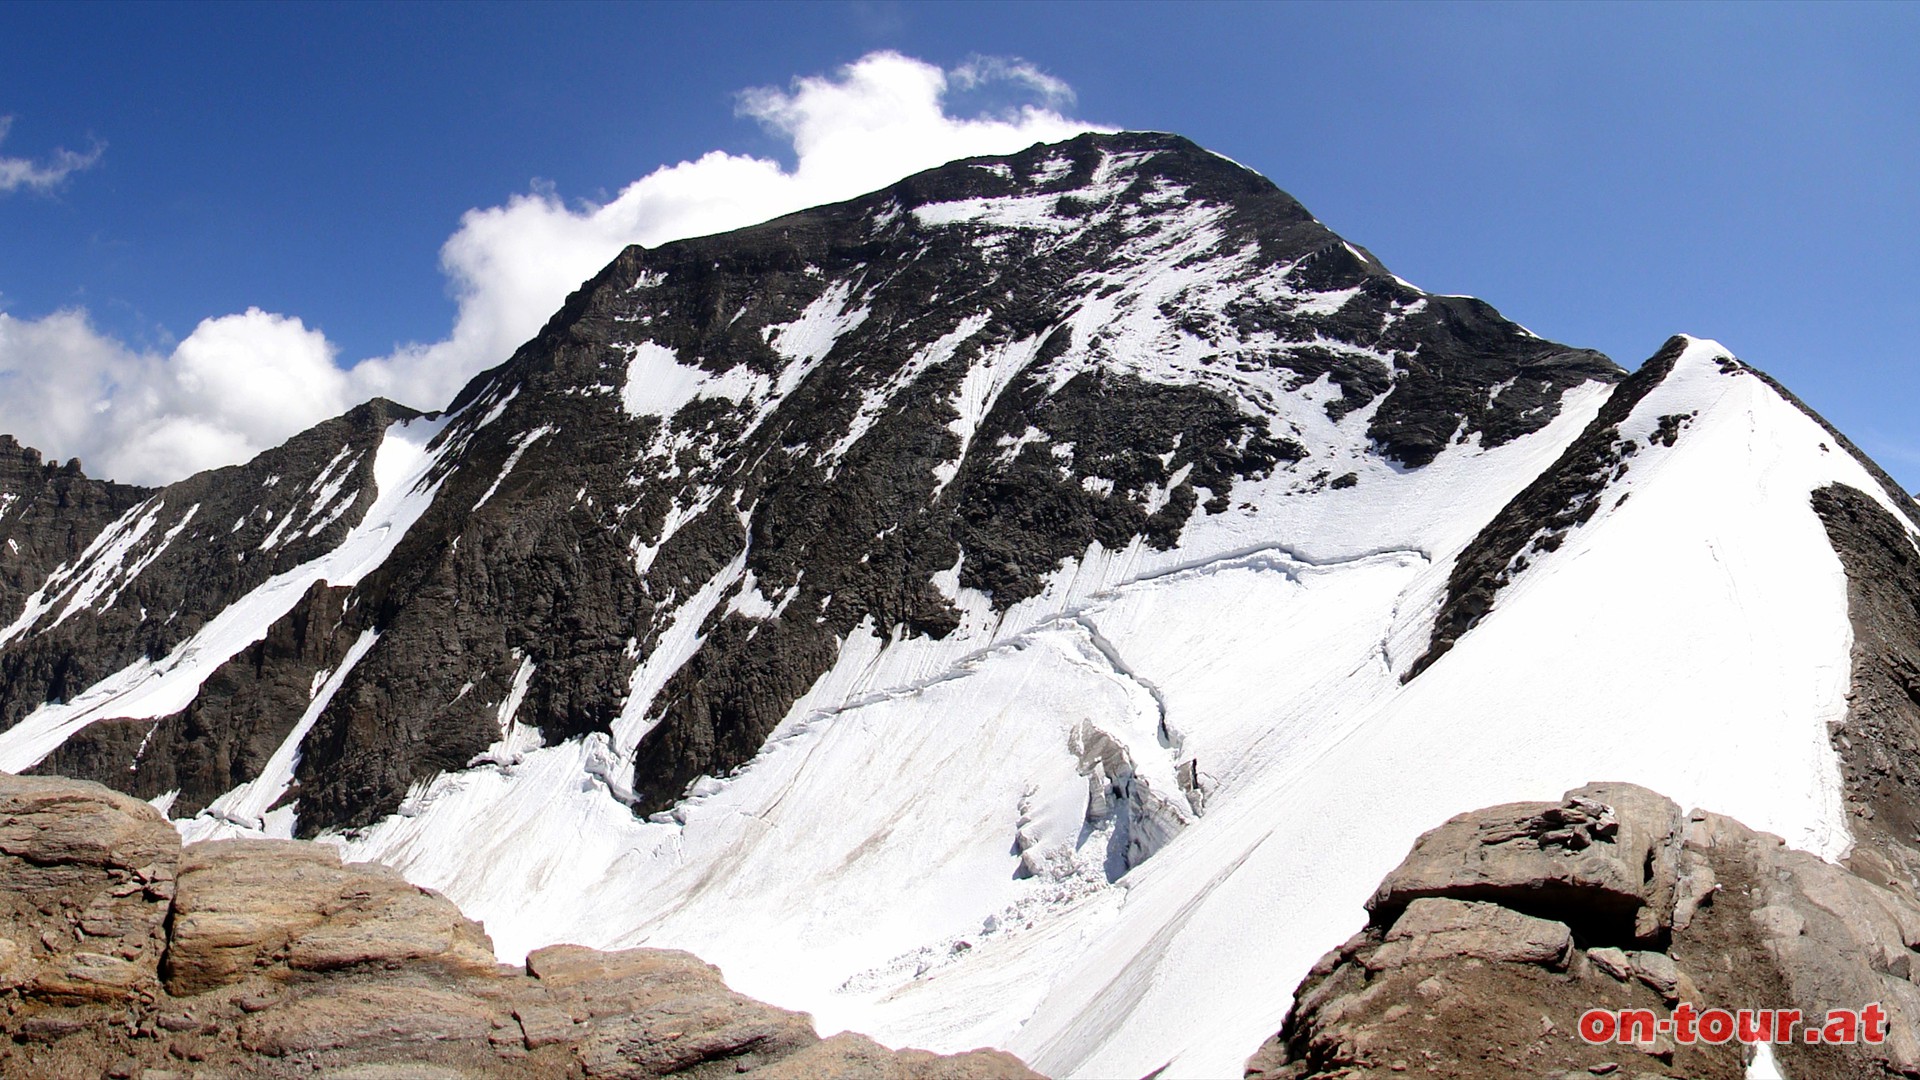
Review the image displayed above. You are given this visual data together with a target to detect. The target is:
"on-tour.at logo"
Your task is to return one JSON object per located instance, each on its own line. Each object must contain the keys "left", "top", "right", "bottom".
{"left": 1579, "top": 1003, "right": 1888, "bottom": 1046}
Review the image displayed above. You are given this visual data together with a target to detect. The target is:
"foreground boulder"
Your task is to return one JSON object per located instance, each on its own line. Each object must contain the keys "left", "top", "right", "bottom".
{"left": 163, "top": 838, "right": 499, "bottom": 994}
{"left": 1250, "top": 782, "right": 1920, "bottom": 1079}
{"left": 0, "top": 773, "right": 178, "bottom": 1007}
{"left": 0, "top": 773, "right": 1040, "bottom": 1079}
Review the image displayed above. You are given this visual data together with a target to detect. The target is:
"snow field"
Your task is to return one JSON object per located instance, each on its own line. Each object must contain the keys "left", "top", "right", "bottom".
{"left": 327, "top": 339, "right": 1914, "bottom": 1079}
{"left": 287, "top": 365, "right": 1613, "bottom": 1076}
{"left": 1006, "top": 339, "right": 1909, "bottom": 1076}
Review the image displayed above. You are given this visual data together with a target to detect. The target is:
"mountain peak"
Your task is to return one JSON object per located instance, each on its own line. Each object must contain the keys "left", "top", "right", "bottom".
{"left": 8, "top": 131, "right": 1909, "bottom": 1078}
{"left": 4, "top": 129, "right": 1631, "bottom": 833}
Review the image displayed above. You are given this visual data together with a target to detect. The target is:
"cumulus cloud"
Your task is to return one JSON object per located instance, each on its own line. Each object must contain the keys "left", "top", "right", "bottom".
{"left": 0, "top": 52, "right": 1098, "bottom": 486}
{"left": 0, "top": 117, "right": 103, "bottom": 194}
{"left": 0, "top": 308, "right": 350, "bottom": 484}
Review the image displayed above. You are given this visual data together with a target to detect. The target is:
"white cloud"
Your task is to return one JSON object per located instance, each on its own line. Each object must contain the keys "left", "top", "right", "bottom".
{"left": 949, "top": 55, "right": 1077, "bottom": 108}
{"left": 0, "top": 117, "right": 103, "bottom": 194}
{"left": 0, "top": 308, "right": 350, "bottom": 485}
{"left": 0, "top": 52, "right": 1099, "bottom": 487}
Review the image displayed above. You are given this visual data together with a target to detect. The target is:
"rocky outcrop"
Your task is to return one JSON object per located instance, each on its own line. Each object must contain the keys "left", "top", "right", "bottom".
{"left": 1366, "top": 783, "right": 1685, "bottom": 946}
{"left": 162, "top": 837, "right": 500, "bottom": 994}
{"left": 1812, "top": 482, "right": 1920, "bottom": 895}
{"left": 0, "top": 772, "right": 1040, "bottom": 1079}
{"left": 1250, "top": 782, "right": 1920, "bottom": 1079}
{"left": 0, "top": 769, "right": 178, "bottom": 1010}
{"left": 1406, "top": 339, "right": 1685, "bottom": 680}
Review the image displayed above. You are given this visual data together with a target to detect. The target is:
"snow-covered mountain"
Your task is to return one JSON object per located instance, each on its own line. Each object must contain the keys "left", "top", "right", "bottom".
{"left": 2, "top": 131, "right": 1915, "bottom": 1077}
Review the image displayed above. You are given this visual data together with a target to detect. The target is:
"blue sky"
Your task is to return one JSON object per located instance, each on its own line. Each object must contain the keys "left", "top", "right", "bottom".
{"left": 2, "top": 1, "right": 1917, "bottom": 485}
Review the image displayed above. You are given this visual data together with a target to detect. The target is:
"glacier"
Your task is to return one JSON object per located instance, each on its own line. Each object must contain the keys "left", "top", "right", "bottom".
{"left": 326, "top": 340, "right": 1905, "bottom": 1077}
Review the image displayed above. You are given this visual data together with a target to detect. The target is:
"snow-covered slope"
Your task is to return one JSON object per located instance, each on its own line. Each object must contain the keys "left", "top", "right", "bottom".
{"left": 3, "top": 132, "right": 1916, "bottom": 1077}
{"left": 315, "top": 336, "right": 1918, "bottom": 1078}
{"left": 0, "top": 413, "right": 448, "bottom": 775}
{"left": 1008, "top": 337, "right": 1916, "bottom": 1076}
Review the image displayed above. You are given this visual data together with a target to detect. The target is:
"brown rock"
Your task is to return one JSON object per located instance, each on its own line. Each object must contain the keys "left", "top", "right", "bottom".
{"left": 30, "top": 950, "right": 148, "bottom": 1001}
{"left": 165, "top": 838, "right": 495, "bottom": 994}
{"left": 1369, "top": 783, "right": 1683, "bottom": 945}
{"left": 526, "top": 943, "right": 743, "bottom": 1021}
{"left": 14, "top": 1006, "right": 94, "bottom": 1042}
{"left": 312, "top": 1060, "right": 478, "bottom": 1068}
{"left": 751, "top": 1031, "right": 1045, "bottom": 1078}
{"left": 1682, "top": 809, "right": 1920, "bottom": 1074}
{"left": 237, "top": 982, "right": 497, "bottom": 1056}
{"left": 512, "top": 1001, "right": 580, "bottom": 1049}
{"left": 0, "top": 934, "right": 28, "bottom": 989}
{"left": 1363, "top": 897, "right": 1572, "bottom": 971}
{"left": 0, "top": 774, "right": 176, "bottom": 1006}
{"left": 1626, "top": 950, "right": 1681, "bottom": 1003}
{"left": 1253, "top": 782, "right": 1920, "bottom": 1079}
{"left": 0, "top": 774, "right": 180, "bottom": 890}
{"left": 1585, "top": 946, "right": 1632, "bottom": 981}
{"left": 527, "top": 942, "right": 719, "bottom": 989}
{"left": 575, "top": 991, "right": 819, "bottom": 1078}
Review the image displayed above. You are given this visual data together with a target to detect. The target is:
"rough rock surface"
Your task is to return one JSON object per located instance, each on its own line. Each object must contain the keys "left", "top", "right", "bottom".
{"left": 1812, "top": 482, "right": 1920, "bottom": 896}
{"left": 0, "top": 772, "right": 1040, "bottom": 1079}
{"left": 1249, "top": 782, "right": 1920, "bottom": 1079}
{"left": 1368, "top": 782, "right": 1685, "bottom": 946}
{"left": 163, "top": 837, "right": 499, "bottom": 994}
{"left": 0, "top": 400, "right": 415, "bottom": 739}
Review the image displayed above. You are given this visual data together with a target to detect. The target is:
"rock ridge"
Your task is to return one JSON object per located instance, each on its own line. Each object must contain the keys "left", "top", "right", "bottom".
{"left": 1250, "top": 782, "right": 1920, "bottom": 1079}
{"left": 0, "top": 771, "right": 1039, "bottom": 1079}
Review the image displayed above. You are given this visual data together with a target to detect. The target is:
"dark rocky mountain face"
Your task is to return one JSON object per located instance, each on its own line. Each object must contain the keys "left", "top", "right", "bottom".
{"left": 0, "top": 131, "right": 1618, "bottom": 834}
{"left": 0, "top": 402, "right": 416, "bottom": 817}
{"left": 1812, "top": 483, "right": 1920, "bottom": 890}
{"left": 0, "top": 437, "right": 153, "bottom": 625}
{"left": 38, "top": 581, "right": 358, "bottom": 819}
